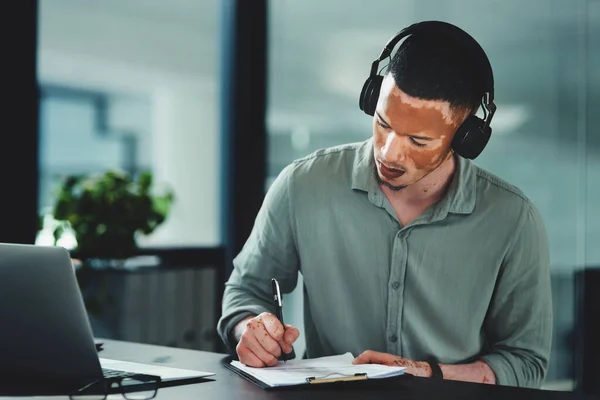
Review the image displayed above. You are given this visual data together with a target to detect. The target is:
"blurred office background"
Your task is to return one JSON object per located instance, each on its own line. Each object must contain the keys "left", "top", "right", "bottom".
{"left": 3, "top": 0, "right": 598, "bottom": 393}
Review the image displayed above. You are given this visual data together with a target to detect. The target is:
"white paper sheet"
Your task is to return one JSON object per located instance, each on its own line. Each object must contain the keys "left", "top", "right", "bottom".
{"left": 230, "top": 352, "right": 405, "bottom": 387}
{"left": 99, "top": 358, "right": 215, "bottom": 380}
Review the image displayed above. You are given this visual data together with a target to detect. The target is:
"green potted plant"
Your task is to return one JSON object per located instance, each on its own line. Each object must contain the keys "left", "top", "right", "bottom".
{"left": 51, "top": 169, "right": 174, "bottom": 262}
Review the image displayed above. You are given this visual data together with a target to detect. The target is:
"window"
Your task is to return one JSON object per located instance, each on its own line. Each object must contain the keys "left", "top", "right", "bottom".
{"left": 37, "top": 0, "right": 221, "bottom": 246}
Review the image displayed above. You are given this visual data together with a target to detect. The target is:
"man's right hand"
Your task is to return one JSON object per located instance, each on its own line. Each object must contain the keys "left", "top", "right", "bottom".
{"left": 234, "top": 312, "right": 300, "bottom": 367}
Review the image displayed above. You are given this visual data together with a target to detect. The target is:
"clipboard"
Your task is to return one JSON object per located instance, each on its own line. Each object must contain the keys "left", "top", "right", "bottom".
{"left": 222, "top": 357, "right": 273, "bottom": 390}
{"left": 221, "top": 356, "right": 390, "bottom": 390}
{"left": 306, "top": 373, "right": 368, "bottom": 384}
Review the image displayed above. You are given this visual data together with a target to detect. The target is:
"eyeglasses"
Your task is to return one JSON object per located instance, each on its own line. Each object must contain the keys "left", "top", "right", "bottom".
{"left": 69, "top": 373, "right": 162, "bottom": 400}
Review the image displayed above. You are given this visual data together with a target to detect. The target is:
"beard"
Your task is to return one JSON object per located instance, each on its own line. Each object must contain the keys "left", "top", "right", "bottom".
{"left": 372, "top": 149, "right": 454, "bottom": 192}
{"left": 373, "top": 165, "right": 406, "bottom": 192}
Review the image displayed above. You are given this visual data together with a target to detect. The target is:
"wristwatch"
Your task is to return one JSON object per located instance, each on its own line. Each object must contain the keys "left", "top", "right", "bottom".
{"left": 427, "top": 360, "right": 443, "bottom": 379}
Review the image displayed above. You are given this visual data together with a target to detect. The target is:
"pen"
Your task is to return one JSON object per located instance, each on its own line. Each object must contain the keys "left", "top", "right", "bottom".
{"left": 271, "top": 278, "right": 287, "bottom": 363}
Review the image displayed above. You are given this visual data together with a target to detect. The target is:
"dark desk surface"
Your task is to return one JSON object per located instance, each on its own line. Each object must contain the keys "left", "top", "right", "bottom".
{"left": 2, "top": 339, "right": 597, "bottom": 400}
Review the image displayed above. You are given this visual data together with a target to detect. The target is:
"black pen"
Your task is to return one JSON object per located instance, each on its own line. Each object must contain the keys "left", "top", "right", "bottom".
{"left": 271, "top": 278, "right": 287, "bottom": 363}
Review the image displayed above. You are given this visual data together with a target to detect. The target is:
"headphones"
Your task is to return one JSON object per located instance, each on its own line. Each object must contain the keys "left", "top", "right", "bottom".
{"left": 359, "top": 21, "right": 496, "bottom": 160}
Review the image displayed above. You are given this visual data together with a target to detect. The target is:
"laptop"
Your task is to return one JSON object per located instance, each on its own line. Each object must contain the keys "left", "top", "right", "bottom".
{"left": 0, "top": 242, "right": 215, "bottom": 390}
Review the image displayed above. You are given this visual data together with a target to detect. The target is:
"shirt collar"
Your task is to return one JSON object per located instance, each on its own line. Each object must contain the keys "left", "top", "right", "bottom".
{"left": 350, "top": 139, "right": 477, "bottom": 216}
{"left": 436, "top": 154, "right": 477, "bottom": 216}
{"left": 350, "top": 139, "right": 375, "bottom": 193}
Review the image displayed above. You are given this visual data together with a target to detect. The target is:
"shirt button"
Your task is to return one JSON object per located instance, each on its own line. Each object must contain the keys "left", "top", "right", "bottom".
{"left": 389, "top": 334, "right": 398, "bottom": 343}
{"left": 392, "top": 281, "right": 400, "bottom": 290}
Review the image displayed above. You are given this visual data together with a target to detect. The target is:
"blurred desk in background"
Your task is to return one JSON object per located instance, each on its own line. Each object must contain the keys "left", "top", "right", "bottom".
{"left": 73, "top": 247, "right": 225, "bottom": 353}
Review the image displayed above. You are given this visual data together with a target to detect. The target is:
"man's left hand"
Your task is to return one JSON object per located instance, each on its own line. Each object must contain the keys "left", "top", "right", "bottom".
{"left": 352, "top": 350, "right": 433, "bottom": 378}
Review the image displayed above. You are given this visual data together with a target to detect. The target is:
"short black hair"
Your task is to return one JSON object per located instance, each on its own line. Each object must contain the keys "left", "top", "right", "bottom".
{"left": 387, "top": 32, "right": 484, "bottom": 113}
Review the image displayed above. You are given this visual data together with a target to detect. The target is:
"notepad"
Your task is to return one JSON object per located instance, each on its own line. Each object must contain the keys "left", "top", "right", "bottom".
{"left": 229, "top": 352, "right": 405, "bottom": 388}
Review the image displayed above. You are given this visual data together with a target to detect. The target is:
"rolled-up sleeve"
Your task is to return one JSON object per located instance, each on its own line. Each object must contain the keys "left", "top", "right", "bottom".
{"left": 216, "top": 164, "right": 300, "bottom": 352}
{"left": 480, "top": 201, "right": 553, "bottom": 388}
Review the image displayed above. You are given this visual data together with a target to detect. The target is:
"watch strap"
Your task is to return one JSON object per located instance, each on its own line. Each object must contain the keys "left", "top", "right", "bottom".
{"left": 427, "top": 360, "right": 443, "bottom": 379}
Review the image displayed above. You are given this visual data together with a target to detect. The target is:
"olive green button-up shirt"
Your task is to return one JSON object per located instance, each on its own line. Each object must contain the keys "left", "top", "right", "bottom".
{"left": 217, "top": 139, "right": 552, "bottom": 388}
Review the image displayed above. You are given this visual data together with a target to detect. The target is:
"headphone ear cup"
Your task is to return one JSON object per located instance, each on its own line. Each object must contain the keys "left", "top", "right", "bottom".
{"left": 359, "top": 75, "right": 383, "bottom": 116}
{"left": 451, "top": 115, "right": 491, "bottom": 159}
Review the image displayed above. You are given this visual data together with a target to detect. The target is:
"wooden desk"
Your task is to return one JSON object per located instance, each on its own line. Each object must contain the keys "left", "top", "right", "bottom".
{"left": 1, "top": 339, "right": 597, "bottom": 399}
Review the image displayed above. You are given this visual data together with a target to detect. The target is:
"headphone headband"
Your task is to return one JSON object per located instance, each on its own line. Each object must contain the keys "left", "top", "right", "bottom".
{"left": 369, "top": 21, "right": 495, "bottom": 102}
{"left": 359, "top": 21, "right": 497, "bottom": 160}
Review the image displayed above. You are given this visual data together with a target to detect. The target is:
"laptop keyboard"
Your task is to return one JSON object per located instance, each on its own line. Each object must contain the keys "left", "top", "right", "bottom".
{"left": 102, "top": 368, "right": 137, "bottom": 379}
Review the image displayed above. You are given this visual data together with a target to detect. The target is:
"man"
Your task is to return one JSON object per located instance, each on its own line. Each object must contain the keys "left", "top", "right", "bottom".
{"left": 217, "top": 21, "right": 552, "bottom": 388}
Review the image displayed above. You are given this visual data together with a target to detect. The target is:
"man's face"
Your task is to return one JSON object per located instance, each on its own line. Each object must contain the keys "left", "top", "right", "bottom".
{"left": 372, "top": 75, "right": 465, "bottom": 191}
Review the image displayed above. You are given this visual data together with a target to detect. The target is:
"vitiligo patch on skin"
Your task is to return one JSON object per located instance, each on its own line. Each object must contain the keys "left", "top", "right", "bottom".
{"left": 383, "top": 75, "right": 460, "bottom": 126}
{"left": 373, "top": 74, "right": 465, "bottom": 190}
